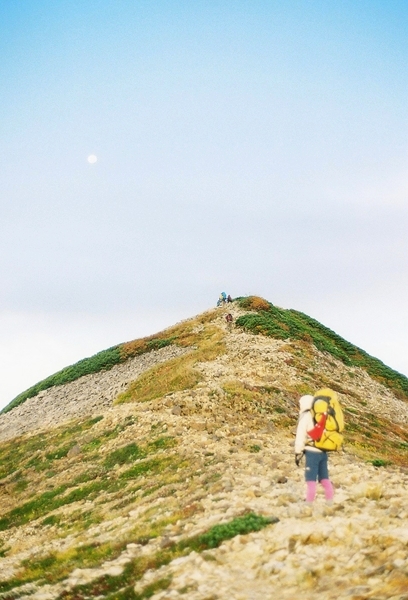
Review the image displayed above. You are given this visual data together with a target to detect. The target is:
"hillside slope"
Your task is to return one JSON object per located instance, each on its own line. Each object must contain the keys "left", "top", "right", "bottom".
{"left": 0, "top": 298, "right": 408, "bottom": 600}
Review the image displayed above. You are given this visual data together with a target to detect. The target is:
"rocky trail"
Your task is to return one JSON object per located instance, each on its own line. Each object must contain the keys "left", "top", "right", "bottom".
{"left": 0, "top": 303, "right": 407, "bottom": 600}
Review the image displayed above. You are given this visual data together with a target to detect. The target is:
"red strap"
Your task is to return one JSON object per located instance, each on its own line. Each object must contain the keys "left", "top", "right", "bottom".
{"left": 307, "top": 413, "right": 327, "bottom": 441}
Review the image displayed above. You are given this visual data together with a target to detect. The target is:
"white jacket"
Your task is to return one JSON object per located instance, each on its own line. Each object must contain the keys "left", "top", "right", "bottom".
{"left": 294, "top": 395, "right": 322, "bottom": 454}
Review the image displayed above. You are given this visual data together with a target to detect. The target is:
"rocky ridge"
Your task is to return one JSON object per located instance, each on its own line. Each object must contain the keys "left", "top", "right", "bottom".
{"left": 0, "top": 344, "right": 190, "bottom": 443}
{"left": 0, "top": 302, "right": 407, "bottom": 600}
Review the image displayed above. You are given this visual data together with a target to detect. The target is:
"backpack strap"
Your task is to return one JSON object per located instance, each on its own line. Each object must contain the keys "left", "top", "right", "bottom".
{"left": 313, "top": 395, "right": 340, "bottom": 431}
{"left": 307, "top": 412, "right": 327, "bottom": 441}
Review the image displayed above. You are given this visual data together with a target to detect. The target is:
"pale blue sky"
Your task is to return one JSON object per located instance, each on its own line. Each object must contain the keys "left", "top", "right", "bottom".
{"left": 1, "top": 1, "right": 407, "bottom": 407}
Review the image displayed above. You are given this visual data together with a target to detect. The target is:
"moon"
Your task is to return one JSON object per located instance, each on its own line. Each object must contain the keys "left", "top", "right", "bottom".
{"left": 87, "top": 154, "right": 97, "bottom": 164}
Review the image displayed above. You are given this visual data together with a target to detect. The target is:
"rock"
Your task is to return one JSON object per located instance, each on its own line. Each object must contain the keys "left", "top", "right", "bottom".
{"left": 67, "top": 444, "right": 81, "bottom": 458}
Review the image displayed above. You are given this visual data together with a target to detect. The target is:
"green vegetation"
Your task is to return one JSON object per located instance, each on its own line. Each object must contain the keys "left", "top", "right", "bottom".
{"left": 3, "top": 309, "right": 221, "bottom": 413}
{"left": 188, "top": 512, "right": 277, "bottom": 550}
{"left": 120, "top": 457, "right": 173, "bottom": 481}
{"left": 3, "top": 346, "right": 122, "bottom": 413}
{"left": 220, "top": 380, "right": 298, "bottom": 428}
{"left": 371, "top": 459, "right": 389, "bottom": 467}
{"left": 116, "top": 354, "right": 202, "bottom": 404}
{"left": 249, "top": 445, "right": 261, "bottom": 453}
{"left": 2, "top": 336, "right": 177, "bottom": 414}
{"left": 0, "top": 510, "right": 276, "bottom": 599}
{"left": 235, "top": 296, "right": 408, "bottom": 400}
{"left": 52, "top": 513, "right": 276, "bottom": 600}
{"left": 4, "top": 293, "right": 408, "bottom": 597}
{"left": 0, "top": 481, "right": 114, "bottom": 531}
{"left": 7, "top": 294, "right": 407, "bottom": 416}
{"left": 116, "top": 323, "right": 225, "bottom": 405}
{"left": 103, "top": 443, "right": 145, "bottom": 468}
{"left": 0, "top": 541, "right": 124, "bottom": 594}
{"left": 0, "top": 424, "right": 180, "bottom": 534}
{"left": 0, "top": 416, "right": 104, "bottom": 479}
{"left": 0, "top": 454, "right": 178, "bottom": 532}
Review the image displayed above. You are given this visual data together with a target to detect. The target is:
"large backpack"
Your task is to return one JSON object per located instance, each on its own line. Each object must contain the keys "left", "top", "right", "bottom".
{"left": 308, "top": 388, "right": 344, "bottom": 451}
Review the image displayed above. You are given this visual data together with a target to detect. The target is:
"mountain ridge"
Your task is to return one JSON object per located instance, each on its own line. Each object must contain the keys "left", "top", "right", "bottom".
{"left": 4, "top": 296, "right": 408, "bottom": 415}
{"left": 1, "top": 296, "right": 408, "bottom": 599}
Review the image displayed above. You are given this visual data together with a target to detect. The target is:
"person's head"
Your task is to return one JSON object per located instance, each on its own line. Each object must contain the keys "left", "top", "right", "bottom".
{"left": 299, "top": 394, "right": 313, "bottom": 413}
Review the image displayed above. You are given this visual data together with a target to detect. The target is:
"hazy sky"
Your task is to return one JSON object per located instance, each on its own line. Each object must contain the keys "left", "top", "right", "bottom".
{"left": 1, "top": 1, "right": 407, "bottom": 409}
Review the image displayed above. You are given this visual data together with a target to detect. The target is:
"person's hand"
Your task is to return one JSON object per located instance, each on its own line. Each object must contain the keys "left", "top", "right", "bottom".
{"left": 295, "top": 453, "right": 304, "bottom": 467}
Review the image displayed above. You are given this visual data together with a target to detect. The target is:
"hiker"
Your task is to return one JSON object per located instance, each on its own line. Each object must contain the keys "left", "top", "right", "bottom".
{"left": 217, "top": 292, "right": 227, "bottom": 306}
{"left": 225, "top": 313, "right": 233, "bottom": 330}
{"left": 227, "top": 294, "right": 233, "bottom": 303}
{"left": 294, "top": 394, "right": 334, "bottom": 504}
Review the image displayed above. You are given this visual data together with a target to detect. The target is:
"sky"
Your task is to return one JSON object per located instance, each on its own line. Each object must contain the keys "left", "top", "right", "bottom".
{"left": 1, "top": 0, "right": 407, "bottom": 409}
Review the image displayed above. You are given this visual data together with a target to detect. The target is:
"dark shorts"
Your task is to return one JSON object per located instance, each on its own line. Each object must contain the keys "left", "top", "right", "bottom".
{"left": 305, "top": 450, "right": 329, "bottom": 482}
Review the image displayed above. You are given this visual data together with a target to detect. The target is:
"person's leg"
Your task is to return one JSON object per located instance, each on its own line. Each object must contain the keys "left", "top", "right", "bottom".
{"left": 320, "top": 479, "right": 334, "bottom": 501}
{"left": 304, "top": 451, "right": 319, "bottom": 502}
{"left": 318, "top": 453, "right": 334, "bottom": 501}
{"left": 306, "top": 481, "right": 317, "bottom": 502}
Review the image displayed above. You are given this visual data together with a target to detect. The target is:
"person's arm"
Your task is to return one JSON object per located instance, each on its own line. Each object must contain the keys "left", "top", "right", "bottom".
{"left": 295, "top": 412, "right": 312, "bottom": 454}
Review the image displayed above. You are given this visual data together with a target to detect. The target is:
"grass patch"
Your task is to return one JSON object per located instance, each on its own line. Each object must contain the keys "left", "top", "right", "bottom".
{"left": 45, "top": 445, "right": 75, "bottom": 461}
{"left": 116, "top": 355, "right": 202, "bottom": 404}
{"left": 3, "top": 309, "right": 223, "bottom": 414}
{"left": 344, "top": 410, "right": 408, "bottom": 466}
{"left": 371, "top": 459, "right": 389, "bottom": 467}
{"left": 0, "top": 416, "right": 104, "bottom": 480}
{"left": 220, "top": 380, "right": 297, "bottom": 426}
{"left": 0, "top": 451, "right": 179, "bottom": 532}
{"left": 82, "top": 416, "right": 137, "bottom": 454}
{"left": 42, "top": 514, "right": 62, "bottom": 527}
{"left": 0, "top": 542, "right": 124, "bottom": 593}
{"left": 222, "top": 381, "right": 254, "bottom": 403}
{"left": 0, "top": 481, "right": 111, "bottom": 531}
{"left": 120, "top": 457, "right": 173, "bottom": 481}
{"left": 147, "top": 436, "right": 177, "bottom": 452}
{"left": 235, "top": 297, "right": 408, "bottom": 400}
{"left": 104, "top": 443, "right": 145, "bottom": 469}
{"left": 249, "top": 445, "right": 261, "bottom": 453}
{"left": 187, "top": 512, "right": 277, "bottom": 550}
{"left": 55, "top": 513, "right": 276, "bottom": 600}
{"left": 113, "top": 577, "right": 172, "bottom": 600}
{"left": 3, "top": 346, "right": 122, "bottom": 413}
{"left": 0, "top": 418, "right": 181, "bottom": 533}
{"left": 116, "top": 324, "right": 226, "bottom": 405}
{"left": 13, "top": 478, "right": 29, "bottom": 493}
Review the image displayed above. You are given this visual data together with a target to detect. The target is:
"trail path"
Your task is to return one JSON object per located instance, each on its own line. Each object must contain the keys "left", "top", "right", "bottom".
{"left": 0, "top": 307, "right": 407, "bottom": 599}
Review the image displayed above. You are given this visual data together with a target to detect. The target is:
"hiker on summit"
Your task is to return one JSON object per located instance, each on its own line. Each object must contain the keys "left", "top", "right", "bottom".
{"left": 217, "top": 292, "right": 227, "bottom": 306}
{"left": 294, "top": 394, "right": 335, "bottom": 504}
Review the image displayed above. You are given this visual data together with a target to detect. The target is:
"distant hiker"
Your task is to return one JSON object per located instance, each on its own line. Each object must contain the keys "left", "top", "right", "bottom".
{"left": 225, "top": 313, "right": 233, "bottom": 330}
{"left": 227, "top": 294, "right": 233, "bottom": 303}
{"left": 294, "top": 394, "right": 335, "bottom": 504}
{"left": 217, "top": 292, "right": 227, "bottom": 306}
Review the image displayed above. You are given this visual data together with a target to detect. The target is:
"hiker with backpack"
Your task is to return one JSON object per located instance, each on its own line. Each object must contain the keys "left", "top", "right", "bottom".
{"left": 294, "top": 388, "right": 344, "bottom": 504}
{"left": 217, "top": 292, "right": 227, "bottom": 307}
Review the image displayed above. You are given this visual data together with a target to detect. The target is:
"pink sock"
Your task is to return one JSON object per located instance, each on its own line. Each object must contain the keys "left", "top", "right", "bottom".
{"left": 320, "top": 479, "right": 334, "bottom": 501}
{"left": 306, "top": 481, "right": 317, "bottom": 502}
